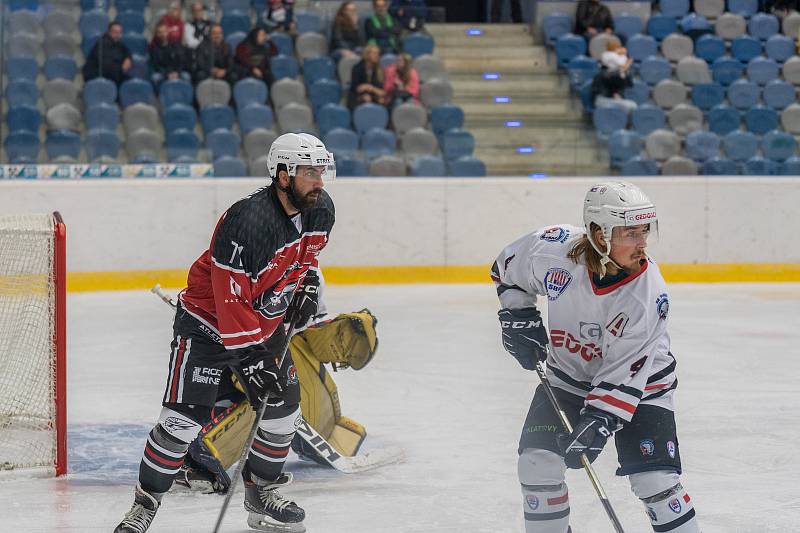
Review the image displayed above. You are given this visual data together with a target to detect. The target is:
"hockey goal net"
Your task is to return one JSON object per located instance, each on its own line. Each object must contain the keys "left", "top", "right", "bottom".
{"left": 0, "top": 212, "right": 66, "bottom": 476}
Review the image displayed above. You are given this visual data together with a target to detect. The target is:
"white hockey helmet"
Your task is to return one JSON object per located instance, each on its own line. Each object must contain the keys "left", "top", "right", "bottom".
{"left": 583, "top": 181, "right": 658, "bottom": 273}
{"left": 266, "top": 132, "right": 336, "bottom": 181}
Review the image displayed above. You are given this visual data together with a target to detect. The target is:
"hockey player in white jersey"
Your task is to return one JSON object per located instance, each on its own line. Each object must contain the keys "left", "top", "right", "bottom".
{"left": 492, "top": 182, "right": 701, "bottom": 533}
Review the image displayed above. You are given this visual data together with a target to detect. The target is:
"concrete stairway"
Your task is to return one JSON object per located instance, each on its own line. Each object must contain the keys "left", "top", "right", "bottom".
{"left": 426, "top": 23, "right": 609, "bottom": 176}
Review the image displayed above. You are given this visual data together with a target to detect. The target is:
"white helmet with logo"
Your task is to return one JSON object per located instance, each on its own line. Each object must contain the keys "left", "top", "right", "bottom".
{"left": 583, "top": 181, "right": 658, "bottom": 274}
{"left": 267, "top": 132, "right": 336, "bottom": 181}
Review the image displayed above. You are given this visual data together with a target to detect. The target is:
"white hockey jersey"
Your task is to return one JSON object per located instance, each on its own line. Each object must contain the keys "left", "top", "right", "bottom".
{"left": 491, "top": 224, "right": 676, "bottom": 422}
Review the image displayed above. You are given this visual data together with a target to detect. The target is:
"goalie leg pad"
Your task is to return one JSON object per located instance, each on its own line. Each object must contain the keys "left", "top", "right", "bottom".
{"left": 629, "top": 471, "right": 700, "bottom": 532}
{"left": 246, "top": 405, "right": 301, "bottom": 482}
{"left": 518, "top": 448, "right": 570, "bottom": 533}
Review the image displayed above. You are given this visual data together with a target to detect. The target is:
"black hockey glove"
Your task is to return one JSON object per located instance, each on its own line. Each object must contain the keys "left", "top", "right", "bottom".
{"left": 235, "top": 349, "right": 286, "bottom": 404}
{"left": 498, "top": 307, "right": 549, "bottom": 370}
{"left": 556, "top": 407, "right": 619, "bottom": 469}
{"left": 288, "top": 270, "right": 320, "bottom": 328}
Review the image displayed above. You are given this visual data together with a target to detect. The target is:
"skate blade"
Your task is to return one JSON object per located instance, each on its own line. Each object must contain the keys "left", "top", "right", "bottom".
{"left": 247, "top": 512, "right": 306, "bottom": 533}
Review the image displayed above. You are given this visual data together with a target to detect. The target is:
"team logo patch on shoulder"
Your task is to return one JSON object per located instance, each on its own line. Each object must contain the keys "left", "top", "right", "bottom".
{"left": 540, "top": 226, "right": 571, "bottom": 243}
{"left": 640, "top": 439, "right": 655, "bottom": 456}
{"left": 544, "top": 268, "right": 572, "bottom": 301}
{"left": 525, "top": 495, "right": 540, "bottom": 510}
{"left": 656, "top": 293, "right": 669, "bottom": 320}
{"left": 667, "top": 441, "right": 676, "bottom": 459}
{"left": 287, "top": 365, "right": 298, "bottom": 385}
{"left": 669, "top": 498, "right": 682, "bottom": 514}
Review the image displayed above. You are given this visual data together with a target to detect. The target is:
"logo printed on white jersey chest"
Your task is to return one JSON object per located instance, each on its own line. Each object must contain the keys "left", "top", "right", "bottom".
{"left": 544, "top": 268, "right": 573, "bottom": 301}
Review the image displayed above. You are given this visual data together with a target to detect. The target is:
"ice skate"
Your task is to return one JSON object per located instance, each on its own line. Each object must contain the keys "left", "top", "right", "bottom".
{"left": 244, "top": 472, "right": 306, "bottom": 532}
{"left": 114, "top": 484, "right": 159, "bottom": 533}
{"left": 173, "top": 464, "right": 221, "bottom": 494}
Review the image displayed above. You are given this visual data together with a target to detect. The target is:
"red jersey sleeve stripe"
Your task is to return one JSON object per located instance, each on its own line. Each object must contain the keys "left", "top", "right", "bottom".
{"left": 585, "top": 393, "right": 637, "bottom": 415}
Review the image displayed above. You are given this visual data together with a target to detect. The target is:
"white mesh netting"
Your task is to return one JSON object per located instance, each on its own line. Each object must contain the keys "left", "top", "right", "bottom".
{"left": 0, "top": 214, "right": 57, "bottom": 471}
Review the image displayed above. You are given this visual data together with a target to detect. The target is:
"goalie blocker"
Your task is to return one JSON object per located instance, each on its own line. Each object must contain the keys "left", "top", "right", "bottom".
{"left": 175, "top": 309, "right": 379, "bottom": 493}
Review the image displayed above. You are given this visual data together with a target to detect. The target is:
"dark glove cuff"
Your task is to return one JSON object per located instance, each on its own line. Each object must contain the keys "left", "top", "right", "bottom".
{"left": 499, "top": 306, "right": 541, "bottom": 319}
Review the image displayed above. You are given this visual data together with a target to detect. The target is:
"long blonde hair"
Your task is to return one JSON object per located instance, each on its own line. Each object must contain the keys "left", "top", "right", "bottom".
{"left": 362, "top": 44, "right": 383, "bottom": 83}
{"left": 567, "top": 224, "right": 605, "bottom": 274}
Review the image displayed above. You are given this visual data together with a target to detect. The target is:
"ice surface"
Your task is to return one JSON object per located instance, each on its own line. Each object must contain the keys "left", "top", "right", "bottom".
{"left": 1, "top": 284, "right": 799, "bottom": 532}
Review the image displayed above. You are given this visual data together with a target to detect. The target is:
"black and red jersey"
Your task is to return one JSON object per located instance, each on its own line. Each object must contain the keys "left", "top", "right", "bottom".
{"left": 179, "top": 185, "right": 335, "bottom": 350}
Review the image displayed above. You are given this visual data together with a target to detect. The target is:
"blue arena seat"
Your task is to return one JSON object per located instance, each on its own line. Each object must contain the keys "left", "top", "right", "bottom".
{"left": 86, "top": 129, "right": 120, "bottom": 161}
{"left": 336, "top": 156, "right": 368, "bottom": 177}
{"left": 323, "top": 127, "right": 359, "bottom": 158}
{"left": 160, "top": 79, "right": 194, "bottom": 108}
{"left": 80, "top": 0, "right": 106, "bottom": 10}
{"left": 205, "top": 128, "right": 240, "bottom": 160}
{"left": 116, "top": 10, "right": 145, "bottom": 35}
{"left": 430, "top": 104, "right": 464, "bottom": 138}
{"left": 691, "top": 83, "right": 725, "bottom": 110}
{"left": 748, "top": 13, "right": 779, "bottom": 41}
{"left": 163, "top": 104, "right": 197, "bottom": 133}
{"left": 294, "top": 11, "right": 323, "bottom": 34}
{"left": 608, "top": 130, "right": 643, "bottom": 167}
{"left": 744, "top": 105, "right": 779, "bottom": 134}
{"left": 727, "top": 79, "right": 760, "bottom": 110}
{"left": 448, "top": 156, "right": 486, "bottom": 177}
{"left": 647, "top": 14, "right": 678, "bottom": 41}
{"left": 116, "top": 0, "right": 146, "bottom": 11}
{"left": 708, "top": 104, "right": 741, "bottom": 135}
{"left": 579, "top": 80, "right": 595, "bottom": 112}
{"left": 303, "top": 57, "right": 337, "bottom": 85}
{"left": 695, "top": 35, "right": 725, "bottom": 63}
{"left": 621, "top": 156, "right": 659, "bottom": 176}
{"left": 233, "top": 78, "right": 268, "bottom": 109}
{"left": 213, "top": 156, "right": 248, "bottom": 177}
{"left": 353, "top": 103, "right": 389, "bottom": 135}
{"left": 269, "top": 32, "right": 294, "bottom": 56}
{"left": 84, "top": 77, "right": 117, "bottom": 106}
{"left": 361, "top": 128, "right": 396, "bottom": 159}
{"left": 79, "top": 9, "right": 109, "bottom": 40}
{"left": 220, "top": 0, "right": 250, "bottom": 12}
{"left": 743, "top": 156, "right": 779, "bottom": 175}
{"left": 317, "top": 103, "right": 350, "bottom": 135}
{"left": 640, "top": 56, "right": 672, "bottom": 85}
{"left": 627, "top": 35, "right": 657, "bottom": 63}
{"left": 270, "top": 55, "right": 300, "bottom": 80}
{"left": 119, "top": 78, "right": 154, "bottom": 107}
{"left": 238, "top": 103, "right": 274, "bottom": 134}
{"left": 200, "top": 105, "right": 236, "bottom": 135}
{"left": 166, "top": 129, "right": 200, "bottom": 163}
{"left": 555, "top": 34, "right": 586, "bottom": 66}
{"left": 122, "top": 34, "right": 148, "bottom": 57}
{"left": 761, "top": 130, "right": 797, "bottom": 161}
{"left": 7, "top": 105, "right": 41, "bottom": 133}
{"left": 685, "top": 130, "right": 720, "bottom": 161}
{"left": 543, "top": 13, "right": 572, "bottom": 46}
{"left": 764, "top": 35, "right": 795, "bottom": 63}
{"left": 7, "top": 57, "right": 38, "bottom": 81}
{"left": 10, "top": 0, "right": 39, "bottom": 10}
{"left": 747, "top": 56, "right": 779, "bottom": 85}
{"left": 631, "top": 104, "right": 666, "bottom": 135}
{"left": 660, "top": 0, "right": 690, "bottom": 18}
{"left": 723, "top": 130, "right": 759, "bottom": 161}
{"left": 731, "top": 36, "right": 762, "bottom": 63}
{"left": 614, "top": 13, "right": 643, "bottom": 41}
{"left": 402, "top": 33, "right": 434, "bottom": 58}
{"left": 409, "top": 155, "right": 446, "bottom": 177}
{"left": 45, "top": 130, "right": 81, "bottom": 160}
{"left": 44, "top": 56, "right": 78, "bottom": 81}
{"left": 593, "top": 106, "right": 628, "bottom": 135}
{"left": 441, "top": 129, "right": 475, "bottom": 161}
{"left": 762, "top": 80, "right": 795, "bottom": 110}
{"left": 779, "top": 156, "right": 800, "bottom": 175}
{"left": 711, "top": 57, "right": 745, "bottom": 86}
{"left": 380, "top": 53, "right": 397, "bottom": 68}
{"left": 567, "top": 55, "right": 599, "bottom": 88}
{"left": 86, "top": 103, "right": 119, "bottom": 132}
{"left": 4, "top": 131, "right": 39, "bottom": 163}
{"left": 702, "top": 157, "right": 738, "bottom": 175}
{"left": 6, "top": 80, "right": 38, "bottom": 108}
{"left": 221, "top": 12, "right": 250, "bottom": 36}
{"left": 308, "top": 79, "right": 342, "bottom": 112}
{"left": 728, "top": 0, "right": 758, "bottom": 17}
{"left": 624, "top": 80, "right": 651, "bottom": 105}
{"left": 226, "top": 32, "right": 247, "bottom": 50}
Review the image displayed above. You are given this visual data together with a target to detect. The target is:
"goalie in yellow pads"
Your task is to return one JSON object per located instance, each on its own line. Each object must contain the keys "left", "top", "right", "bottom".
{"left": 173, "top": 309, "right": 379, "bottom": 493}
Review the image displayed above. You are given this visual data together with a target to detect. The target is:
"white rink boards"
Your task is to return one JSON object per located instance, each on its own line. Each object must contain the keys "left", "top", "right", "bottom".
{"left": 1, "top": 284, "right": 798, "bottom": 532}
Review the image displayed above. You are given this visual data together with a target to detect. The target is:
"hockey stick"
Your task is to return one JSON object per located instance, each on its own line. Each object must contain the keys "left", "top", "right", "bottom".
{"left": 534, "top": 359, "right": 627, "bottom": 533}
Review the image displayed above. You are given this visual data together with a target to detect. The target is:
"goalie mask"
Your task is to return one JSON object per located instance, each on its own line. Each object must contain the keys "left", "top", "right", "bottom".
{"left": 583, "top": 181, "right": 659, "bottom": 275}
{"left": 268, "top": 133, "right": 336, "bottom": 211}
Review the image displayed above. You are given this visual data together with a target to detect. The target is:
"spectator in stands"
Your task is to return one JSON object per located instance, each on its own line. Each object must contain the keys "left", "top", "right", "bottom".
{"left": 490, "top": 0, "right": 522, "bottom": 23}
{"left": 82, "top": 21, "right": 132, "bottom": 87}
{"left": 383, "top": 52, "right": 419, "bottom": 107}
{"left": 263, "top": 0, "right": 296, "bottom": 33}
{"left": 365, "top": 0, "right": 401, "bottom": 54}
{"left": 348, "top": 43, "right": 386, "bottom": 108}
{"left": 766, "top": 0, "right": 798, "bottom": 17}
{"left": 158, "top": 2, "right": 185, "bottom": 44}
{"left": 391, "top": 0, "right": 427, "bottom": 31}
{"left": 331, "top": 1, "right": 364, "bottom": 60}
{"left": 193, "top": 23, "right": 234, "bottom": 84}
{"left": 184, "top": 2, "right": 211, "bottom": 50}
{"left": 574, "top": 0, "right": 614, "bottom": 39}
{"left": 235, "top": 26, "right": 279, "bottom": 84}
{"left": 592, "top": 41, "right": 635, "bottom": 113}
{"left": 150, "top": 22, "right": 191, "bottom": 88}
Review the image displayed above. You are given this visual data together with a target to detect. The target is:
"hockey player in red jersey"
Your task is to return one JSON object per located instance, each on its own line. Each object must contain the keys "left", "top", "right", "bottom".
{"left": 492, "top": 182, "right": 701, "bottom": 533}
{"left": 114, "top": 133, "right": 335, "bottom": 533}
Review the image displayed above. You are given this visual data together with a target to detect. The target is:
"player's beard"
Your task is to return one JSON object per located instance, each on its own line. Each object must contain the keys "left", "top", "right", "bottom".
{"left": 285, "top": 177, "right": 320, "bottom": 212}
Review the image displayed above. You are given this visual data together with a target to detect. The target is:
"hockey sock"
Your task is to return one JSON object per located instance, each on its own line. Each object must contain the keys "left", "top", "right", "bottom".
{"left": 630, "top": 471, "right": 700, "bottom": 532}
{"left": 518, "top": 448, "right": 570, "bottom": 533}
{"left": 246, "top": 407, "right": 301, "bottom": 482}
{"left": 139, "top": 408, "right": 202, "bottom": 495}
